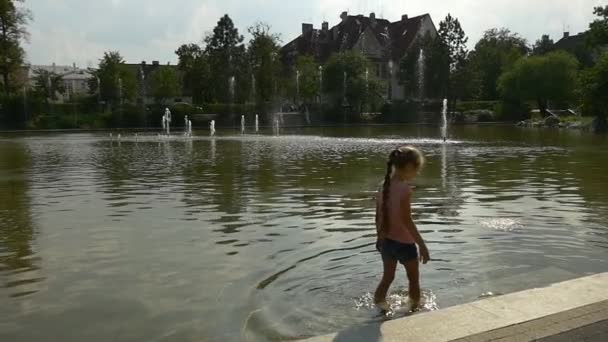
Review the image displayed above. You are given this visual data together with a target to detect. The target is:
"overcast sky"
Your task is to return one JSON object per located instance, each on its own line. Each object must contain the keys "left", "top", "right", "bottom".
{"left": 24, "top": 0, "right": 604, "bottom": 67}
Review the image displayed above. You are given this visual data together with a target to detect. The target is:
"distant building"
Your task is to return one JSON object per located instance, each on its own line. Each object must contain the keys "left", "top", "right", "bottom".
{"left": 280, "top": 11, "right": 438, "bottom": 101}
{"left": 553, "top": 31, "right": 608, "bottom": 66}
{"left": 124, "top": 61, "right": 191, "bottom": 105}
{"left": 26, "top": 63, "right": 94, "bottom": 102}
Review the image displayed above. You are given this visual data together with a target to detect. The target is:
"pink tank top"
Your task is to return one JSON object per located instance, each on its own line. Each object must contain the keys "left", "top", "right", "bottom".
{"left": 376, "top": 179, "right": 415, "bottom": 244}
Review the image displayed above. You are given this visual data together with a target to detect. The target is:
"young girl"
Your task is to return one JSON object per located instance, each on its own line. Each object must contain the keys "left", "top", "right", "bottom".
{"left": 374, "top": 146, "right": 430, "bottom": 312}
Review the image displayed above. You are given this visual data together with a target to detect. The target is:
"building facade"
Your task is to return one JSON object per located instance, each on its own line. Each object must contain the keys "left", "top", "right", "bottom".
{"left": 27, "top": 64, "right": 94, "bottom": 102}
{"left": 280, "top": 11, "right": 438, "bottom": 101}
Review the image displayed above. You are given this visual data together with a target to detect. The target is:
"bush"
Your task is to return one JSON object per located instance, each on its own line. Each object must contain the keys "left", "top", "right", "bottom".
{"left": 494, "top": 100, "right": 530, "bottom": 122}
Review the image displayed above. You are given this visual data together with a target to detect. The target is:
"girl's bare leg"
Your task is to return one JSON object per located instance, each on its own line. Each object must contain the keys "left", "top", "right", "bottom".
{"left": 404, "top": 259, "right": 421, "bottom": 310}
{"left": 374, "top": 256, "right": 397, "bottom": 305}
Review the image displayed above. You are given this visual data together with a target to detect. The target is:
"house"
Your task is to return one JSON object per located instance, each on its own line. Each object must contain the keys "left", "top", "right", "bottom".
{"left": 553, "top": 31, "right": 608, "bottom": 66}
{"left": 27, "top": 64, "right": 94, "bottom": 102}
{"left": 280, "top": 11, "right": 438, "bottom": 101}
{"left": 124, "top": 61, "right": 191, "bottom": 105}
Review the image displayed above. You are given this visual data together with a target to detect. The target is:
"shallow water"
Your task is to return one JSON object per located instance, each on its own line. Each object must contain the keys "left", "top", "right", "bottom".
{"left": 1, "top": 125, "right": 607, "bottom": 341}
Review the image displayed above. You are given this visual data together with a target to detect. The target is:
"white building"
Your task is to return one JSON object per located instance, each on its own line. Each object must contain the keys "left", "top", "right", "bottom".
{"left": 27, "top": 63, "right": 94, "bottom": 102}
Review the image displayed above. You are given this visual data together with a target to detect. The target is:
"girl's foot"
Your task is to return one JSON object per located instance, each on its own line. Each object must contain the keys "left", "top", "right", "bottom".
{"left": 375, "top": 300, "right": 390, "bottom": 312}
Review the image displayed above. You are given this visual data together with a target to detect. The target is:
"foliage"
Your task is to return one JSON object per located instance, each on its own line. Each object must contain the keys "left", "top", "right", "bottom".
{"left": 150, "top": 66, "right": 180, "bottom": 104}
{"left": 323, "top": 50, "right": 384, "bottom": 120}
{"left": 247, "top": 22, "right": 281, "bottom": 103}
{"left": 204, "top": 14, "right": 246, "bottom": 103}
{"left": 295, "top": 55, "right": 319, "bottom": 104}
{"left": 175, "top": 43, "right": 210, "bottom": 103}
{"left": 88, "top": 51, "right": 137, "bottom": 108}
{"left": 532, "top": 35, "right": 554, "bottom": 56}
{"left": 0, "top": 0, "right": 31, "bottom": 95}
{"left": 579, "top": 52, "right": 608, "bottom": 132}
{"left": 498, "top": 51, "right": 578, "bottom": 117}
{"left": 587, "top": 5, "right": 608, "bottom": 48}
{"left": 438, "top": 14, "right": 468, "bottom": 72}
{"left": 469, "top": 28, "right": 528, "bottom": 100}
{"left": 32, "top": 69, "right": 65, "bottom": 101}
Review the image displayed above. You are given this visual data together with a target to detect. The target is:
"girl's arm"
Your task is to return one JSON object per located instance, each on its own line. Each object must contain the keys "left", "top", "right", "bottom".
{"left": 401, "top": 192, "right": 430, "bottom": 264}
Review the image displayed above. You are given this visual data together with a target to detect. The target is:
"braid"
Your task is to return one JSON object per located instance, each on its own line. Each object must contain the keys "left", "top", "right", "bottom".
{"left": 381, "top": 160, "right": 393, "bottom": 238}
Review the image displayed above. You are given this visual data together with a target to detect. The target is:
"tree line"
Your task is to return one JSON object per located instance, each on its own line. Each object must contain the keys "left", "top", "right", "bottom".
{"left": 1, "top": 1, "right": 607, "bottom": 130}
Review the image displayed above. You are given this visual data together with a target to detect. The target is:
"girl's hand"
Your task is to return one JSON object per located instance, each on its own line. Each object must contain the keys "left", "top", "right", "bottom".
{"left": 419, "top": 245, "right": 430, "bottom": 264}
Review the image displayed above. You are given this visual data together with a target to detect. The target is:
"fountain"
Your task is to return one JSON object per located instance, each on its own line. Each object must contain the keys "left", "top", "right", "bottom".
{"left": 210, "top": 120, "right": 216, "bottom": 136}
{"left": 441, "top": 98, "right": 448, "bottom": 141}
{"left": 251, "top": 74, "right": 256, "bottom": 102}
{"left": 318, "top": 66, "right": 323, "bottom": 103}
{"left": 184, "top": 115, "right": 189, "bottom": 135}
{"left": 418, "top": 49, "right": 425, "bottom": 100}
{"left": 296, "top": 69, "right": 300, "bottom": 103}
{"left": 241, "top": 115, "right": 245, "bottom": 134}
{"left": 274, "top": 118, "right": 280, "bottom": 135}
{"left": 188, "top": 119, "right": 192, "bottom": 137}
{"left": 388, "top": 60, "right": 394, "bottom": 101}
{"left": 365, "top": 68, "right": 369, "bottom": 91}
{"left": 255, "top": 114, "right": 259, "bottom": 133}
{"left": 229, "top": 76, "right": 236, "bottom": 104}
{"left": 162, "top": 108, "right": 172, "bottom": 135}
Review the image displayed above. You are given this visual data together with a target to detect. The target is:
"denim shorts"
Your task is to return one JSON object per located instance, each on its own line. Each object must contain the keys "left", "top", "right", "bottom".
{"left": 377, "top": 238, "right": 418, "bottom": 264}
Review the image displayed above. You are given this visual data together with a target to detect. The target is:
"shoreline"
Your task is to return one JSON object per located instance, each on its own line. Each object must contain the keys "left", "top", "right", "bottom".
{"left": 303, "top": 273, "right": 608, "bottom": 342}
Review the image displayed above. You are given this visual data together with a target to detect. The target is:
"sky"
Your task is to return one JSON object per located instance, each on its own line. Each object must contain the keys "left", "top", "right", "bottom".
{"left": 23, "top": 0, "right": 605, "bottom": 67}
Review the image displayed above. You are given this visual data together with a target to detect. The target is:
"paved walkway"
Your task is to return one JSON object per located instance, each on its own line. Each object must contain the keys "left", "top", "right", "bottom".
{"left": 454, "top": 300, "right": 608, "bottom": 342}
{"left": 303, "top": 273, "right": 608, "bottom": 342}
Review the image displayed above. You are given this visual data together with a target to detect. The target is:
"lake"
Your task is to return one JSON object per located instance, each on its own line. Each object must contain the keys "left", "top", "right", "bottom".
{"left": 1, "top": 125, "right": 607, "bottom": 341}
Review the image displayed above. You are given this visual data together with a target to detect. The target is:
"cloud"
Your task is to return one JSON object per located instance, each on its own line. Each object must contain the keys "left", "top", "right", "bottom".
{"left": 24, "top": 0, "right": 605, "bottom": 67}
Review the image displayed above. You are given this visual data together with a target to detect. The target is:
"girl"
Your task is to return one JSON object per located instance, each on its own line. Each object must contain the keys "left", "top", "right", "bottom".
{"left": 374, "top": 146, "right": 430, "bottom": 312}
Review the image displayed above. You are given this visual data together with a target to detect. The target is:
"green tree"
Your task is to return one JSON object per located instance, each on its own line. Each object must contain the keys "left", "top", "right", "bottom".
{"left": 532, "top": 35, "right": 554, "bottom": 56}
{"left": 438, "top": 14, "right": 472, "bottom": 105}
{"left": 587, "top": 5, "right": 608, "bottom": 48}
{"left": 150, "top": 66, "right": 180, "bottom": 104}
{"left": 204, "top": 14, "right": 245, "bottom": 103}
{"left": 32, "top": 69, "right": 65, "bottom": 101}
{"left": 248, "top": 22, "right": 281, "bottom": 104}
{"left": 176, "top": 43, "right": 210, "bottom": 103}
{"left": 88, "top": 51, "right": 137, "bottom": 107}
{"left": 470, "top": 28, "right": 528, "bottom": 100}
{"left": 324, "top": 50, "right": 383, "bottom": 119}
{"left": 498, "top": 51, "right": 578, "bottom": 117}
{"left": 0, "top": 0, "right": 31, "bottom": 95}
{"left": 295, "top": 55, "right": 319, "bottom": 104}
{"left": 580, "top": 52, "right": 608, "bottom": 132}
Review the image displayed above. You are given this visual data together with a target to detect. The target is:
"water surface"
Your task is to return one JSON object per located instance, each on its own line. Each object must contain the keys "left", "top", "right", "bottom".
{"left": 1, "top": 125, "right": 607, "bottom": 341}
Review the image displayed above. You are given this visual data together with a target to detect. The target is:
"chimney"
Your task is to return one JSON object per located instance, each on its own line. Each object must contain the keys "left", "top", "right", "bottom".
{"left": 152, "top": 61, "right": 160, "bottom": 66}
{"left": 340, "top": 11, "right": 348, "bottom": 22}
{"left": 402, "top": 14, "right": 409, "bottom": 21}
{"left": 370, "top": 12, "right": 376, "bottom": 21}
{"left": 302, "top": 23, "right": 313, "bottom": 35}
{"left": 73, "top": 62, "right": 77, "bottom": 71}
{"left": 563, "top": 31, "right": 570, "bottom": 38}
{"left": 141, "top": 61, "right": 147, "bottom": 66}
{"left": 52, "top": 62, "right": 56, "bottom": 73}
{"left": 322, "top": 21, "right": 329, "bottom": 31}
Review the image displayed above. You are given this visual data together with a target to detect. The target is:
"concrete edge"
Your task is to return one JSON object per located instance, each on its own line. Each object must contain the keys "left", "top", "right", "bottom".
{"left": 302, "top": 273, "right": 608, "bottom": 342}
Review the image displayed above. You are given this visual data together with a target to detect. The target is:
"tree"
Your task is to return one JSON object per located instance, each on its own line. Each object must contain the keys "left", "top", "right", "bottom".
{"left": 32, "top": 69, "right": 65, "bottom": 101}
{"left": 324, "top": 50, "right": 383, "bottom": 119}
{"left": 498, "top": 51, "right": 578, "bottom": 117}
{"left": 0, "top": 0, "right": 31, "bottom": 95}
{"left": 438, "top": 14, "right": 470, "bottom": 106}
{"left": 295, "top": 55, "right": 319, "bottom": 104}
{"left": 580, "top": 52, "right": 608, "bottom": 132}
{"left": 438, "top": 14, "right": 468, "bottom": 72}
{"left": 150, "top": 66, "right": 180, "bottom": 104}
{"left": 248, "top": 22, "right": 281, "bottom": 103}
{"left": 176, "top": 43, "right": 210, "bottom": 104}
{"left": 469, "top": 28, "right": 528, "bottom": 100}
{"left": 587, "top": 5, "right": 608, "bottom": 48}
{"left": 204, "top": 14, "right": 245, "bottom": 103}
{"left": 88, "top": 51, "right": 137, "bottom": 107}
{"left": 532, "top": 35, "right": 554, "bottom": 56}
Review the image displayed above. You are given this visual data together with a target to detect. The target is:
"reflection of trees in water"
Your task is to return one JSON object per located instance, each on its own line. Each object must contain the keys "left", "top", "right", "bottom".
{"left": 0, "top": 143, "right": 38, "bottom": 295}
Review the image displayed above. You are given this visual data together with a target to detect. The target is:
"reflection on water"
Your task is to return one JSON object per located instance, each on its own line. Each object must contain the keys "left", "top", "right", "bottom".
{"left": 0, "top": 126, "right": 607, "bottom": 342}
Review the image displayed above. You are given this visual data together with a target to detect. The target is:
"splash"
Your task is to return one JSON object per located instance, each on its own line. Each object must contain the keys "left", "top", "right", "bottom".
{"left": 355, "top": 289, "right": 438, "bottom": 317}
{"left": 480, "top": 218, "right": 524, "bottom": 232}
